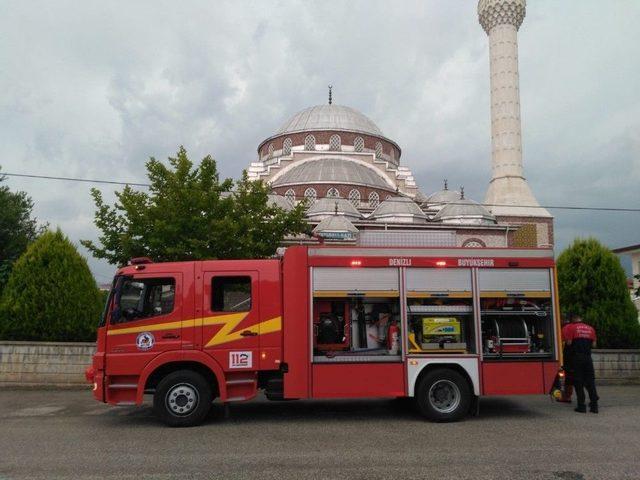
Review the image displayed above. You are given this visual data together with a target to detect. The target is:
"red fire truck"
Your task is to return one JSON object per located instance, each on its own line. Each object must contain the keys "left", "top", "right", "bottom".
{"left": 86, "top": 246, "right": 563, "bottom": 427}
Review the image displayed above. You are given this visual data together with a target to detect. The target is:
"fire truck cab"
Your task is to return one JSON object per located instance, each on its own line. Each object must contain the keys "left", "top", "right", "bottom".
{"left": 87, "top": 246, "right": 562, "bottom": 427}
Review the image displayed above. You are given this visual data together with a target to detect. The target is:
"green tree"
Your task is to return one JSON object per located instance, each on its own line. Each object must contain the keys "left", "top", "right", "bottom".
{"left": 557, "top": 238, "right": 640, "bottom": 348}
{"left": 81, "top": 146, "right": 308, "bottom": 265}
{"left": 0, "top": 229, "right": 103, "bottom": 341}
{"left": 0, "top": 168, "right": 44, "bottom": 290}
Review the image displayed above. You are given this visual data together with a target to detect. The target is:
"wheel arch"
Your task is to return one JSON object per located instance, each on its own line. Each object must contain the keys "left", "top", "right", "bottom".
{"left": 138, "top": 352, "right": 227, "bottom": 403}
{"left": 408, "top": 359, "right": 479, "bottom": 396}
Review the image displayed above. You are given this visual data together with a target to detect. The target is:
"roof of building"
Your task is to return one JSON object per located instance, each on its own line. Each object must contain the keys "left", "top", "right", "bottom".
{"left": 313, "top": 215, "right": 359, "bottom": 234}
{"left": 612, "top": 244, "right": 640, "bottom": 254}
{"left": 275, "top": 104, "right": 383, "bottom": 137}
{"left": 306, "top": 197, "right": 363, "bottom": 220}
{"left": 271, "top": 158, "right": 395, "bottom": 190}
{"left": 267, "top": 194, "right": 293, "bottom": 211}
{"left": 369, "top": 196, "right": 427, "bottom": 222}
{"left": 433, "top": 198, "right": 497, "bottom": 225}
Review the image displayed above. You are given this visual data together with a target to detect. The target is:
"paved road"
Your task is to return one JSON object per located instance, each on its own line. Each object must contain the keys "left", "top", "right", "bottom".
{"left": 1, "top": 386, "right": 639, "bottom": 480}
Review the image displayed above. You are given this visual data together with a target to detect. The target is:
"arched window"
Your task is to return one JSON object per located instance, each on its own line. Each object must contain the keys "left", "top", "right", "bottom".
{"left": 327, "top": 187, "right": 340, "bottom": 198}
{"left": 354, "top": 137, "right": 364, "bottom": 152}
{"left": 284, "top": 189, "right": 296, "bottom": 205}
{"left": 304, "top": 135, "right": 316, "bottom": 151}
{"left": 375, "top": 142, "right": 383, "bottom": 160}
{"left": 385, "top": 194, "right": 392, "bottom": 200}
{"left": 348, "top": 189, "right": 361, "bottom": 207}
{"left": 282, "top": 138, "right": 292, "bottom": 155}
{"left": 368, "top": 191, "right": 379, "bottom": 208}
{"left": 463, "top": 239, "right": 485, "bottom": 248}
{"left": 329, "top": 134, "right": 341, "bottom": 151}
{"left": 268, "top": 143, "right": 274, "bottom": 159}
{"left": 304, "top": 187, "right": 317, "bottom": 204}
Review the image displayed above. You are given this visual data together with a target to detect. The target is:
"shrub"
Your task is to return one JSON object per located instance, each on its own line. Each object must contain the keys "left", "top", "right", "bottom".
{"left": 0, "top": 229, "right": 103, "bottom": 342}
{"left": 557, "top": 237, "right": 640, "bottom": 348}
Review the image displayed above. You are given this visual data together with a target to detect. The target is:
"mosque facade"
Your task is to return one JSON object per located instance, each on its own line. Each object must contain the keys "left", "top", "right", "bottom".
{"left": 246, "top": 0, "right": 553, "bottom": 250}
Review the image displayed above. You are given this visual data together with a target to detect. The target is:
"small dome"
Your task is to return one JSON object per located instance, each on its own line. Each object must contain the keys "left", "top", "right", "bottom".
{"left": 425, "top": 188, "right": 462, "bottom": 206}
{"left": 267, "top": 194, "right": 293, "bottom": 211}
{"left": 271, "top": 158, "right": 394, "bottom": 191}
{"left": 306, "top": 197, "right": 363, "bottom": 221}
{"left": 369, "top": 196, "right": 427, "bottom": 224}
{"left": 313, "top": 215, "right": 359, "bottom": 240}
{"left": 276, "top": 104, "right": 383, "bottom": 137}
{"left": 433, "top": 198, "right": 496, "bottom": 225}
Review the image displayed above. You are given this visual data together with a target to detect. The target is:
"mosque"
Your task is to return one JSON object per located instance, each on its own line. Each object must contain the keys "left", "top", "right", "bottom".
{"left": 246, "top": 0, "right": 553, "bottom": 249}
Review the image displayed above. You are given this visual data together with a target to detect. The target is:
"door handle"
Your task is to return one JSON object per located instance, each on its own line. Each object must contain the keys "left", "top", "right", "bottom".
{"left": 240, "top": 330, "right": 258, "bottom": 337}
{"left": 162, "top": 333, "right": 180, "bottom": 339}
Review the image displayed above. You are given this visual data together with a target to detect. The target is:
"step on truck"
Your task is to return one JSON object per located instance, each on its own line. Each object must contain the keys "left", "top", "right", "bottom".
{"left": 86, "top": 245, "right": 563, "bottom": 427}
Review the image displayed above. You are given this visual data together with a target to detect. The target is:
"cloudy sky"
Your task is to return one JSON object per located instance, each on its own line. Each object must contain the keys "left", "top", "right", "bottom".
{"left": 1, "top": 0, "right": 639, "bottom": 282}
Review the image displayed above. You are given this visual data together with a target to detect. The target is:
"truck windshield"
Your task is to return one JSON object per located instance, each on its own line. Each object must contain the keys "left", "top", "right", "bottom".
{"left": 98, "top": 275, "right": 127, "bottom": 327}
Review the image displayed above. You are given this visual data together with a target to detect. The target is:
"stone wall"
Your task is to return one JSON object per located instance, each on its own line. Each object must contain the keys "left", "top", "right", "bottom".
{"left": 1, "top": 342, "right": 639, "bottom": 387}
{"left": 0, "top": 341, "right": 95, "bottom": 387}
{"left": 592, "top": 349, "right": 640, "bottom": 385}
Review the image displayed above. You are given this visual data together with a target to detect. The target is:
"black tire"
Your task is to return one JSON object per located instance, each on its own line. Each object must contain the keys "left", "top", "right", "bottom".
{"left": 415, "top": 368, "right": 471, "bottom": 422}
{"left": 153, "top": 370, "right": 212, "bottom": 427}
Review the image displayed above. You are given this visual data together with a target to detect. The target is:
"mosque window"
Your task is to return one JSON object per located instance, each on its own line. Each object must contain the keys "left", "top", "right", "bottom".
{"left": 463, "top": 239, "right": 485, "bottom": 248}
{"left": 283, "top": 138, "right": 292, "bottom": 155}
{"left": 304, "top": 187, "right": 317, "bottom": 204}
{"left": 304, "top": 135, "right": 316, "bottom": 151}
{"left": 284, "top": 189, "right": 296, "bottom": 205}
{"left": 354, "top": 137, "right": 364, "bottom": 152}
{"left": 375, "top": 142, "right": 383, "bottom": 160}
{"left": 268, "top": 143, "right": 274, "bottom": 158}
{"left": 348, "top": 189, "right": 361, "bottom": 207}
{"left": 369, "top": 191, "right": 379, "bottom": 208}
{"left": 327, "top": 188, "right": 340, "bottom": 198}
{"left": 329, "top": 134, "right": 341, "bottom": 151}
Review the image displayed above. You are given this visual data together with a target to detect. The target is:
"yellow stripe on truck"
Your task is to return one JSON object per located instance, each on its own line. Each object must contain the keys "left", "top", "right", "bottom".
{"left": 107, "top": 313, "right": 283, "bottom": 348}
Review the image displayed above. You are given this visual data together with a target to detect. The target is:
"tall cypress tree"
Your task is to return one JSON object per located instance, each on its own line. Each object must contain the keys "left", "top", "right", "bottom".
{"left": 557, "top": 238, "right": 640, "bottom": 348}
{"left": 0, "top": 229, "right": 103, "bottom": 341}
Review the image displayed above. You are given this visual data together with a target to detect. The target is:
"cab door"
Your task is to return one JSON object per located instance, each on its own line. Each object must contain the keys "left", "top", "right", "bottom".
{"left": 201, "top": 271, "right": 260, "bottom": 371}
{"left": 105, "top": 273, "right": 182, "bottom": 378}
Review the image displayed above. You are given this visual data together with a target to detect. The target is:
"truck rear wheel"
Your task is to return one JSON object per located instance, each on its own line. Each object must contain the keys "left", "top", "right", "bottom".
{"left": 415, "top": 368, "right": 471, "bottom": 422}
{"left": 153, "top": 370, "right": 212, "bottom": 427}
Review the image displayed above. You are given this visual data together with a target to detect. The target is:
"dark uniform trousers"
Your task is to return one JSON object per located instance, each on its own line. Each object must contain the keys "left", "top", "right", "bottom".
{"left": 572, "top": 352, "right": 599, "bottom": 408}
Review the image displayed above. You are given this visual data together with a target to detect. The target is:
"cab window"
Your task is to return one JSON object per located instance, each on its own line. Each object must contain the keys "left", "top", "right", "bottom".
{"left": 212, "top": 276, "right": 251, "bottom": 312}
{"left": 114, "top": 277, "right": 175, "bottom": 323}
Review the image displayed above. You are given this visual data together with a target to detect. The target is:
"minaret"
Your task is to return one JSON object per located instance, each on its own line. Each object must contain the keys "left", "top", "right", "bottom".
{"left": 478, "top": 0, "right": 551, "bottom": 218}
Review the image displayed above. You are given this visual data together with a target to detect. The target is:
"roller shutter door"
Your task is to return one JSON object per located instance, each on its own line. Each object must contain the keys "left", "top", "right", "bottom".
{"left": 406, "top": 268, "right": 471, "bottom": 293}
{"left": 478, "top": 269, "right": 550, "bottom": 292}
{"left": 313, "top": 267, "right": 399, "bottom": 294}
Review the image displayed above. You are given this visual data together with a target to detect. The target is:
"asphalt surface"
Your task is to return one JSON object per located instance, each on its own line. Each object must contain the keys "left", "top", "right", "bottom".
{"left": 1, "top": 386, "right": 639, "bottom": 480}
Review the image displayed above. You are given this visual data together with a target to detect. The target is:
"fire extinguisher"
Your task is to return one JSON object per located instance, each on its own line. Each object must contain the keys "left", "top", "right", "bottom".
{"left": 387, "top": 321, "right": 399, "bottom": 354}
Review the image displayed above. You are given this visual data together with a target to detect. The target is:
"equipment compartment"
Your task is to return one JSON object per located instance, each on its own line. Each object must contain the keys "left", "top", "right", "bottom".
{"left": 407, "top": 297, "right": 475, "bottom": 354}
{"left": 480, "top": 296, "right": 554, "bottom": 359}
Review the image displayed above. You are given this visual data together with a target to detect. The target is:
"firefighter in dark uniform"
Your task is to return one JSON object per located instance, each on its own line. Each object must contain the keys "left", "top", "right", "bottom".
{"left": 563, "top": 313, "right": 599, "bottom": 413}
{"left": 559, "top": 316, "right": 574, "bottom": 402}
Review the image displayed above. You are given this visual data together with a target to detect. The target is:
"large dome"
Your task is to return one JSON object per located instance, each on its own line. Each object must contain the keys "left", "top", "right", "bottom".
{"left": 276, "top": 104, "right": 384, "bottom": 137}
{"left": 271, "top": 158, "right": 394, "bottom": 190}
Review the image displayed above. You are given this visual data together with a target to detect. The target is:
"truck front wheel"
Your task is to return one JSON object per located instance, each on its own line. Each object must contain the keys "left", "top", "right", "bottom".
{"left": 415, "top": 368, "right": 471, "bottom": 422}
{"left": 153, "top": 370, "right": 212, "bottom": 427}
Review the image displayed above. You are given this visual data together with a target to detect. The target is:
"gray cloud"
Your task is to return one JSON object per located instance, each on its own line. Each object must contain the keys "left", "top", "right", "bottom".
{"left": 1, "top": 0, "right": 639, "bottom": 281}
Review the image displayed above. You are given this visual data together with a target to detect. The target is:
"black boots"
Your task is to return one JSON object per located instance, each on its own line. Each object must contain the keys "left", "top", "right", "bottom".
{"left": 574, "top": 404, "right": 598, "bottom": 413}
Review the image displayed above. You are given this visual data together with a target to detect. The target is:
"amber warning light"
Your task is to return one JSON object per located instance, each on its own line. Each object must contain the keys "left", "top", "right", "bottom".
{"left": 350, "top": 259, "right": 362, "bottom": 267}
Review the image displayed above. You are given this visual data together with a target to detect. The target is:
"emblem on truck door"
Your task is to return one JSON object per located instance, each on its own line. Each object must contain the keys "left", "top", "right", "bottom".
{"left": 136, "top": 332, "right": 155, "bottom": 351}
{"left": 229, "top": 351, "right": 252, "bottom": 368}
